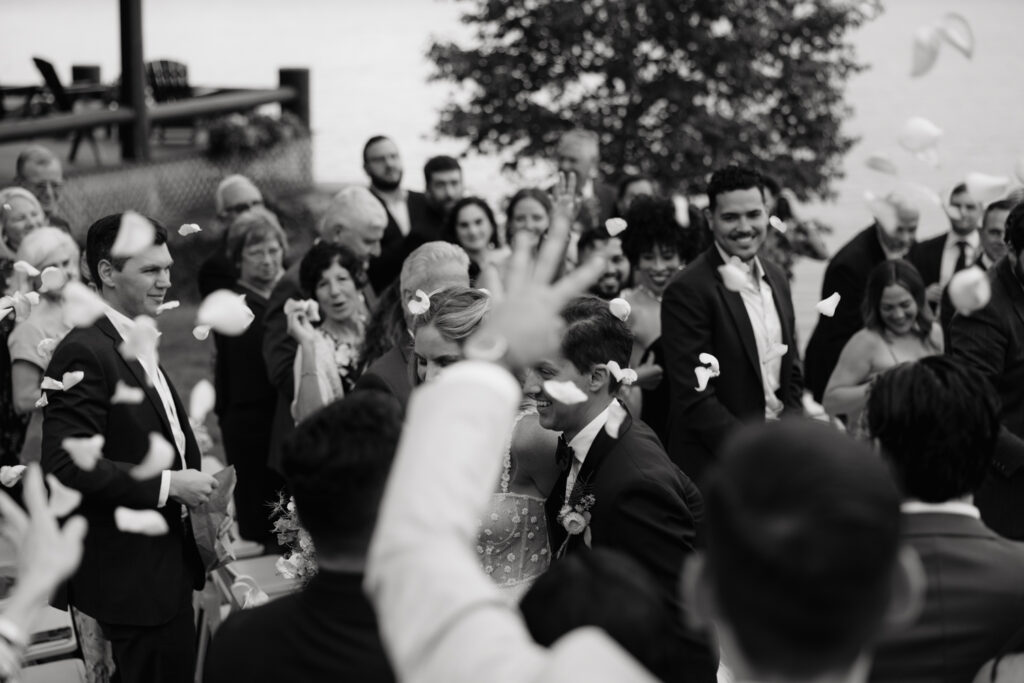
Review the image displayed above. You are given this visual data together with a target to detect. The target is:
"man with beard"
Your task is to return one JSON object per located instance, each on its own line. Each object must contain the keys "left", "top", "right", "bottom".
{"left": 577, "top": 227, "right": 630, "bottom": 300}
{"left": 416, "top": 155, "right": 463, "bottom": 240}
{"left": 661, "top": 166, "right": 803, "bottom": 487}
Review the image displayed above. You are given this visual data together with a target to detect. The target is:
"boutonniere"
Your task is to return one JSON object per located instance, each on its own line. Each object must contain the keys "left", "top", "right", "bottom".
{"left": 557, "top": 489, "right": 596, "bottom": 555}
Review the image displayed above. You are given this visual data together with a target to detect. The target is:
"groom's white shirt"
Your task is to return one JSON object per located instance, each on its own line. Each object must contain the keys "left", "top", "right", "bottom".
{"left": 365, "top": 361, "right": 657, "bottom": 683}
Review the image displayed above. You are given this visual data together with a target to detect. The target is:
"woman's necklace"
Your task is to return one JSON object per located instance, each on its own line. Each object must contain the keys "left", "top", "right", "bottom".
{"left": 636, "top": 283, "right": 664, "bottom": 304}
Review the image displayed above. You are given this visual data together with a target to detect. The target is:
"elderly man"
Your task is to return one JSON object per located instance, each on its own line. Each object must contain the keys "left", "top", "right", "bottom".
{"left": 14, "top": 145, "right": 66, "bottom": 226}
{"left": 263, "top": 186, "right": 387, "bottom": 471}
{"left": 555, "top": 129, "right": 616, "bottom": 227}
{"left": 197, "top": 175, "right": 266, "bottom": 296}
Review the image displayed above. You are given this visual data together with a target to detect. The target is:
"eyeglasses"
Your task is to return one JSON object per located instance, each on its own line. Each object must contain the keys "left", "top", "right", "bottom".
{"left": 223, "top": 199, "right": 263, "bottom": 215}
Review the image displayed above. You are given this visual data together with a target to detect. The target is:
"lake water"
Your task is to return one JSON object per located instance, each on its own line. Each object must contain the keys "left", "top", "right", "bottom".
{"left": 4, "top": 0, "right": 1023, "bottom": 340}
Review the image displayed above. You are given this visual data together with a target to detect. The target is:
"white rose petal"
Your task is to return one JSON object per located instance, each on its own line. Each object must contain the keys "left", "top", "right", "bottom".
{"left": 769, "top": 215, "right": 787, "bottom": 233}
{"left": 865, "top": 152, "right": 899, "bottom": 176}
{"left": 817, "top": 292, "right": 841, "bottom": 317}
{"left": 130, "top": 433, "right": 176, "bottom": 480}
{"left": 119, "top": 315, "right": 161, "bottom": 364}
{"left": 718, "top": 264, "right": 748, "bottom": 292}
{"left": 407, "top": 289, "right": 431, "bottom": 316}
{"left": 242, "top": 585, "right": 270, "bottom": 609}
{"left": 939, "top": 12, "right": 974, "bottom": 59}
{"left": 695, "top": 365, "right": 717, "bottom": 392}
{"left": 34, "top": 394, "right": 48, "bottom": 408}
{"left": 196, "top": 290, "right": 255, "bottom": 337}
{"left": 604, "top": 400, "right": 628, "bottom": 439}
{"left": 947, "top": 267, "right": 991, "bottom": 315}
{"left": 178, "top": 223, "right": 202, "bottom": 237}
{"left": 608, "top": 297, "right": 631, "bottom": 322}
{"left": 698, "top": 352, "right": 721, "bottom": 375}
{"left": 38, "top": 266, "right": 67, "bottom": 293}
{"left": 111, "top": 381, "right": 146, "bottom": 405}
{"left": 604, "top": 217, "right": 628, "bottom": 237}
{"left": 111, "top": 211, "right": 156, "bottom": 258}
{"left": 0, "top": 466, "right": 26, "bottom": 488}
{"left": 13, "top": 261, "right": 40, "bottom": 277}
{"left": 62, "top": 281, "right": 108, "bottom": 328}
{"left": 115, "top": 508, "right": 169, "bottom": 536}
{"left": 156, "top": 300, "right": 180, "bottom": 315}
{"left": 192, "top": 325, "right": 211, "bottom": 341}
{"left": 543, "top": 380, "right": 588, "bottom": 405}
{"left": 61, "top": 371, "right": 84, "bottom": 391}
{"left": 898, "top": 116, "right": 943, "bottom": 154}
{"left": 46, "top": 474, "right": 81, "bottom": 517}
{"left": 189, "top": 379, "right": 216, "bottom": 424}
{"left": 62, "top": 435, "right": 105, "bottom": 471}
{"left": 40, "top": 377, "right": 64, "bottom": 391}
{"left": 965, "top": 172, "right": 1010, "bottom": 209}
{"left": 910, "top": 24, "right": 942, "bottom": 77}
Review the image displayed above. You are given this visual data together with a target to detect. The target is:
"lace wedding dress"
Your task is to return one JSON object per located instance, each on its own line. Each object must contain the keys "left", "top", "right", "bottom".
{"left": 475, "top": 411, "right": 551, "bottom": 602}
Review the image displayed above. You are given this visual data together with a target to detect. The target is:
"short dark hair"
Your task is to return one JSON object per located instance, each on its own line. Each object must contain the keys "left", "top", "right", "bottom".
{"left": 1005, "top": 201, "right": 1024, "bottom": 253}
{"left": 983, "top": 198, "right": 1015, "bottom": 226}
{"left": 706, "top": 166, "right": 765, "bottom": 213}
{"left": 282, "top": 391, "right": 402, "bottom": 555}
{"left": 423, "top": 155, "right": 461, "bottom": 186}
{"left": 705, "top": 419, "right": 902, "bottom": 678}
{"left": 620, "top": 195, "right": 694, "bottom": 265}
{"left": 861, "top": 260, "right": 933, "bottom": 341}
{"left": 576, "top": 225, "right": 612, "bottom": 258}
{"left": 867, "top": 356, "right": 1000, "bottom": 502}
{"left": 86, "top": 213, "right": 168, "bottom": 287}
{"left": 616, "top": 174, "right": 655, "bottom": 201}
{"left": 521, "top": 549, "right": 670, "bottom": 678}
{"left": 949, "top": 182, "right": 969, "bottom": 203}
{"left": 443, "top": 197, "right": 499, "bottom": 249}
{"left": 298, "top": 241, "right": 368, "bottom": 298}
{"left": 560, "top": 296, "right": 633, "bottom": 390}
{"left": 362, "top": 135, "right": 391, "bottom": 163}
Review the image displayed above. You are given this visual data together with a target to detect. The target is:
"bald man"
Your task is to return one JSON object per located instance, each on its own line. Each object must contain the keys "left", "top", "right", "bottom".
{"left": 14, "top": 145, "right": 68, "bottom": 228}
{"left": 804, "top": 192, "right": 920, "bottom": 401}
{"left": 197, "top": 175, "right": 267, "bottom": 296}
{"left": 262, "top": 186, "right": 388, "bottom": 470}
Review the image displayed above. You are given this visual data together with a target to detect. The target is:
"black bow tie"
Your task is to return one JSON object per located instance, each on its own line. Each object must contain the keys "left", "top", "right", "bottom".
{"left": 555, "top": 436, "right": 574, "bottom": 472}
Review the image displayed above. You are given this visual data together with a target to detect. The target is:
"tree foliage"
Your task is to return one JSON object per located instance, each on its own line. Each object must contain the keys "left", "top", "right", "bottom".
{"left": 428, "top": 0, "right": 881, "bottom": 198}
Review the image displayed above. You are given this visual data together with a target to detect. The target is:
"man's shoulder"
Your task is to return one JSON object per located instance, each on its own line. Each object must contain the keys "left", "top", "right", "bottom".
{"left": 830, "top": 226, "right": 879, "bottom": 265}
{"left": 666, "top": 250, "right": 716, "bottom": 292}
{"left": 213, "top": 592, "right": 303, "bottom": 649}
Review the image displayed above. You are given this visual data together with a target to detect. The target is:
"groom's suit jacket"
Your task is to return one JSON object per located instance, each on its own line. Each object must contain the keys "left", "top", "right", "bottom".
{"left": 544, "top": 409, "right": 715, "bottom": 683}
{"left": 42, "top": 315, "right": 204, "bottom": 626}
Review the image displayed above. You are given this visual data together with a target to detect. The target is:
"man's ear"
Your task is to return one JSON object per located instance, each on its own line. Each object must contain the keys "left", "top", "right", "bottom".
{"left": 589, "top": 364, "right": 611, "bottom": 393}
{"left": 703, "top": 207, "right": 712, "bottom": 225}
{"left": 96, "top": 259, "right": 117, "bottom": 290}
{"left": 680, "top": 554, "right": 714, "bottom": 631}
{"left": 881, "top": 546, "right": 925, "bottom": 634}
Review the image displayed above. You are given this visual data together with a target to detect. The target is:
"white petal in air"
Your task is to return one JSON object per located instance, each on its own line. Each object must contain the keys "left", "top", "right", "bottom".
{"left": 119, "top": 315, "right": 160, "bottom": 363}
{"left": 605, "top": 360, "right": 636, "bottom": 384}
{"left": 947, "top": 267, "right": 991, "bottom": 315}
{"left": 769, "top": 215, "right": 787, "bottom": 233}
{"left": 193, "top": 325, "right": 211, "bottom": 341}
{"left": 284, "top": 298, "right": 321, "bottom": 323}
{"left": 61, "top": 371, "right": 84, "bottom": 391}
{"left": 898, "top": 117, "right": 943, "bottom": 154}
{"left": 62, "top": 281, "right": 108, "bottom": 328}
{"left": 694, "top": 365, "right": 717, "bottom": 392}
{"left": 543, "top": 380, "right": 588, "bottom": 405}
{"left": 608, "top": 298, "right": 631, "bottom": 322}
{"left": 939, "top": 13, "right": 974, "bottom": 59}
{"left": 131, "top": 433, "right": 176, "bottom": 480}
{"left": 34, "top": 394, "right": 47, "bottom": 408}
{"left": 111, "top": 381, "right": 146, "bottom": 405}
{"left": 864, "top": 191, "right": 898, "bottom": 235}
{"left": 718, "top": 264, "right": 748, "bottom": 292}
{"left": 910, "top": 24, "right": 942, "bottom": 77}
{"left": 672, "top": 195, "right": 691, "bottom": 228}
{"left": 111, "top": 211, "right": 156, "bottom": 258}
{"left": 62, "top": 435, "right": 105, "bottom": 471}
{"left": 115, "top": 508, "right": 169, "bottom": 536}
{"left": 698, "top": 352, "right": 721, "bottom": 375}
{"left": 156, "top": 300, "right": 180, "bottom": 315}
{"left": 178, "top": 223, "right": 202, "bottom": 237}
{"left": 0, "top": 466, "right": 25, "bottom": 488}
{"left": 604, "top": 218, "right": 628, "bottom": 237}
{"left": 196, "top": 290, "right": 255, "bottom": 336}
{"left": 38, "top": 266, "right": 67, "bottom": 293}
{"left": 604, "top": 401, "right": 628, "bottom": 439}
{"left": 865, "top": 152, "right": 899, "bottom": 176}
{"left": 189, "top": 379, "right": 216, "bottom": 424}
{"left": 40, "top": 377, "right": 64, "bottom": 391}
{"left": 763, "top": 343, "right": 789, "bottom": 364}
{"left": 407, "top": 289, "right": 431, "bottom": 316}
{"left": 965, "top": 172, "right": 1010, "bottom": 208}
{"left": 817, "top": 292, "right": 841, "bottom": 317}
{"left": 13, "top": 261, "right": 40, "bottom": 277}
{"left": 46, "top": 474, "right": 82, "bottom": 518}
{"left": 0, "top": 292, "right": 37, "bottom": 323}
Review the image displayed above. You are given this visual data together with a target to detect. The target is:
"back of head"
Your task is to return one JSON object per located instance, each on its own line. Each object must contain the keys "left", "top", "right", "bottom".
{"left": 706, "top": 166, "right": 763, "bottom": 213}
{"left": 867, "top": 356, "right": 1000, "bottom": 502}
{"left": 560, "top": 296, "right": 633, "bottom": 381}
{"left": 414, "top": 286, "right": 490, "bottom": 344}
{"left": 319, "top": 185, "right": 388, "bottom": 239}
{"left": 281, "top": 391, "right": 403, "bottom": 556}
{"left": 705, "top": 419, "right": 902, "bottom": 678}
{"left": 214, "top": 174, "right": 261, "bottom": 214}
{"left": 16, "top": 226, "right": 79, "bottom": 268}
{"left": 86, "top": 213, "right": 168, "bottom": 287}
{"left": 621, "top": 195, "right": 695, "bottom": 265}
{"left": 1006, "top": 201, "right": 1024, "bottom": 253}
{"left": 521, "top": 549, "right": 670, "bottom": 676}
{"left": 400, "top": 241, "right": 470, "bottom": 296}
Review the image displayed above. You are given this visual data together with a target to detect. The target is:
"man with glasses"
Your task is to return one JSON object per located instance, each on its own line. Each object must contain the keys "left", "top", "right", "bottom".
{"left": 198, "top": 175, "right": 267, "bottom": 296}
{"left": 14, "top": 145, "right": 66, "bottom": 227}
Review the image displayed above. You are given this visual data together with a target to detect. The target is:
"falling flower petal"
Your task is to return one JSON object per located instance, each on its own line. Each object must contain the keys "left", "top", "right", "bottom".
{"left": 817, "top": 292, "right": 842, "bottom": 317}
{"left": 242, "top": 584, "right": 270, "bottom": 609}
{"left": 606, "top": 360, "right": 626, "bottom": 382}
{"left": 948, "top": 267, "right": 991, "bottom": 315}
{"left": 178, "top": 223, "right": 202, "bottom": 237}
{"left": 115, "top": 508, "right": 169, "bottom": 536}
{"left": 718, "top": 264, "right": 748, "bottom": 292}
{"left": 38, "top": 266, "right": 67, "bottom": 293}
{"left": 111, "top": 381, "right": 145, "bottom": 405}
{"left": 604, "top": 218, "right": 628, "bottom": 237}
{"left": 156, "top": 300, "right": 180, "bottom": 314}
{"left": 910, "top": 24, "right": 942, "bottom": 77}
{"left": 24, "top": 292, "right": 39, "bottom": 306}
{"left": 965, "top": 172, "right": 1011, "bottom": 208}
{"left": 284, "top": 298, "right": 321, "bottom": 323}
{"left": 407, "top": 289, "right": 431, "bottom": 316}
{"left": 939, "top": 13, "right": 974, "bottom": 59}
{"left": 898, "top": 117, "right": 943, "bottom": 155}
{"left": 0, "top": 466, "right": 25, "bottom": 488}
{"left": 698, "top": 352, "right": 721, "bottom": 375}
{"left": 62, "top": 435, "right": 104, "bottom": 471}
{"left": 13, "top": 261, "right": 40, "bottom": 277}
{"left": 763, "top": 343, "right": 789, "bottom": 364}
{"left": 189, "top": 379, "right": 216, "bottom": 424}
{"left": 34, "top": 394, "right": 47, "bottom": 408}
{"left": 40, "top": 377, "right": 64, "bottom": 391}
{"left": 769, "top": 215, "right": 787, "bottom": 233}
{"left": 111, "top": 211, "right": 156, "bottom": 258}
{"left": 193, "top": 325, "right": 211, "bottom": 341}
{"left": 543, "top": 380, "right": 588, "bottom": 405}
{"left": 695, "top": 366, "right": 716, "bottom": 392}
{"left": 62, "top": 281, "right": 108, "bottom": 328}
{"left": 608, "top": 298, "right": 631, "bottom": 322}
{"left": 119, "top": 315, "right": 160, "bottom": 364}
{"left": 36, "top": 338, "right": 57, "bottom": 361}
{"left": 865, "top": 152, "right": 899, "bottom": 176}
{"left": 864, "top": 191, "right": 898, "bottom": 235}
{"left": 196, "top": 290, "right": 255, "bottom": 336}
{"left": 604, "top": 400, "right": 628, "bottom": 439}
{"left": 0, "top": 292, "right": 36, "bottom": 323}
{"left": 61, "top": 371, "right": 84, "bottom": 391}
{"left": 672, "top": 195, "right": 691, "bottom": 228}
{"left": 131, "top": 433, "right": 176, "bottom": 480}
{"left": 46, "top": 474, "right": 81, "bottom": 517}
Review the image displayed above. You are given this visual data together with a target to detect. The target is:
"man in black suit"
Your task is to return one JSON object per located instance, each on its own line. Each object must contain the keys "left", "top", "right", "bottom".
{"left": 661, "top": 166, "right": 803, "bottom": 485}
{"left": 803, "top": 192, "right": 919, "bottom": 401}
{"left": 42, "top": 214, "right": 220, "bottom": 683}
{"left": 417, "top": 155, "right": 463, "bottom": 240}
{"left": 865, "top": 356, "right": 1024, "bottom": 683}
{"left": 528, "top": 296, "right": 715, "bottom": 683}
{"left": 205, "top": 391, "right": 399, "bottom": 683}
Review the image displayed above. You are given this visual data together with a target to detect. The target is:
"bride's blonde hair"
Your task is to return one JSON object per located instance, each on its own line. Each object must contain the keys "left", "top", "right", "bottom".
{"left": 414, "top": 286, "right": 491, "bottom": 345}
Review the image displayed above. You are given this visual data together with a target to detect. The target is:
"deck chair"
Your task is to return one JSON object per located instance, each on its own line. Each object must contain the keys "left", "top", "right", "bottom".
{"left": 146, "top": 59, "right": 200, "bottom": 143}
{"left": 32, "top": 57, "right": 102, "bottom": 164}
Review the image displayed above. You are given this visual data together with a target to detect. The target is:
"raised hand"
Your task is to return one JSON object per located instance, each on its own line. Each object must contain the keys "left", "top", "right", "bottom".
{"left": 285, "top": 307, "right": 318, "bottom": 346}
{"left": 550, "top": 171, "right": 581, "bottom": 225}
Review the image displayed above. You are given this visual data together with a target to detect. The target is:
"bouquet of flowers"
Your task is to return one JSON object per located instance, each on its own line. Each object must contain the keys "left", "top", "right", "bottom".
{"left": 270, "top": 493, "right": 318, "bottom": 583}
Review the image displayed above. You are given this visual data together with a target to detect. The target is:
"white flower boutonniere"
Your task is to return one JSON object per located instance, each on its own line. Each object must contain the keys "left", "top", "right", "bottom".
{"left": 558, "top": 493, "right": 596, "bottom": 545}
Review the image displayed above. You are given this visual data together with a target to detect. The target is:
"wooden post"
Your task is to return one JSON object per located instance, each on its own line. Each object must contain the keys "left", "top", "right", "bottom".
{"left": 119, "top": 0, "right": 149, "bottom": 161}
{"left": 279, "top": 68, "right": 310, "bottom": 130}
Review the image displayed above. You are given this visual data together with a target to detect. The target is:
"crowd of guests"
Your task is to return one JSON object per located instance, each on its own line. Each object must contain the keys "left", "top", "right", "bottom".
{"left": 0, "top": 130, "right": 1023, "bottom": 683}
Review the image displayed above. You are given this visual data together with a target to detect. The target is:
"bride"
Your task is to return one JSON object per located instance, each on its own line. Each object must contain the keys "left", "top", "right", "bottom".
{"left": 412, "top": 286, "right": 559, "bottom": 600}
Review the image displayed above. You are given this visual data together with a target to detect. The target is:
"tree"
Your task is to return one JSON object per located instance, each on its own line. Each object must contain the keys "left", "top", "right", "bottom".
{"left": 428, "top": 0, "right": 881, "bottom": 198}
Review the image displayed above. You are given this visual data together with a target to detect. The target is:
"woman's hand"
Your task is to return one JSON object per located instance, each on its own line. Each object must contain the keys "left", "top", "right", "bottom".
{"left": 286, "top": 308, "right": 317, "bottom": 346}
{"left": 636, "top": 357, "right": 664, "bottom": 390}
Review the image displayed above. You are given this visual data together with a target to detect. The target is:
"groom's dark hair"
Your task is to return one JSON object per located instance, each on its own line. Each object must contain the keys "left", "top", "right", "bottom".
{"left": 281, "top": 391, "right": 403, "bottom": 556}
{"left": 560, "top": 296, "right": 633, "bottom": 391}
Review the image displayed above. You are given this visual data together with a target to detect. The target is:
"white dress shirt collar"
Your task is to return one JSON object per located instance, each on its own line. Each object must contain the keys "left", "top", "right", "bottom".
{"left": 565, "top": 399, "right": 616, "bottom": 465}
{"left": 715, "top": 242, "right": 765, "bottom": 285}
{"left": 901, "top": 500, "right": 980, "bottom": 518}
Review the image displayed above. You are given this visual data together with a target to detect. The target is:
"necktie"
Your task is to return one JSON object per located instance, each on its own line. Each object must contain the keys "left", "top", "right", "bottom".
{"left": 555, "top": 436, "right": 574, "bottom": 472}
{"left": 954, "top": 241, "right": 969, "bottom": 273}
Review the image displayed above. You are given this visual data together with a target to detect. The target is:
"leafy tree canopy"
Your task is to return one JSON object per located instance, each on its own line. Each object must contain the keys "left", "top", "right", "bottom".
{"left": 428, "top": 0, "right": 881, "bottom": 198}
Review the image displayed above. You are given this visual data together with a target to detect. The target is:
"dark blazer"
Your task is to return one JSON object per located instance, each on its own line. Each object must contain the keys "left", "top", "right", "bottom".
{"left": 204, "top": 570, "right": 394, "bottom": 683}
{"left": 907, "top": 232, "right": 946, "bottom": 287}
{"left": 261, "top": 263, "right": 301, "bottom": 472}
{"left": 804, "top": 225, "right": 887, "bottom": 401}
{"left": 976, "top": 428, "right": 1024, "bottom": 541}
{"left": 949, "top": 256, "right": 1024, "bottom": 439}
{"left": 661, "top": 246, "right": 803, "bottom": 484}
{"left": 870, "top": 513, "right": 1024, "bottom": 683}
{"left": 354, "top": 341, "right": 414, "bottom": 409}
{"left": 367, "top": 189, "right": 429, "bottom": 295}
{"left": 41, "top": 316, "right": 204, "bottom": 626}
{"left": 545, "top": 408, "right": 715, "bottom": 682}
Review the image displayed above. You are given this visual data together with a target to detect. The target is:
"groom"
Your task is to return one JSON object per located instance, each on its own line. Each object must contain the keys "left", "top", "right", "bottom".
{"left": 527, "top": 296, "right": 715, "bottom": 682}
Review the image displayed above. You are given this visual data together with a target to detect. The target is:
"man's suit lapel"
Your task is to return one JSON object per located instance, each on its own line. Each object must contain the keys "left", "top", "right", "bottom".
{"left": 708, "top": 248, "right": 762, "bottom": 377}
{"left": 997, "top": 259, "right": 1024, "bottom": 331}
{"left": 545, "top": 468, "right": 570, "bottom": 551}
